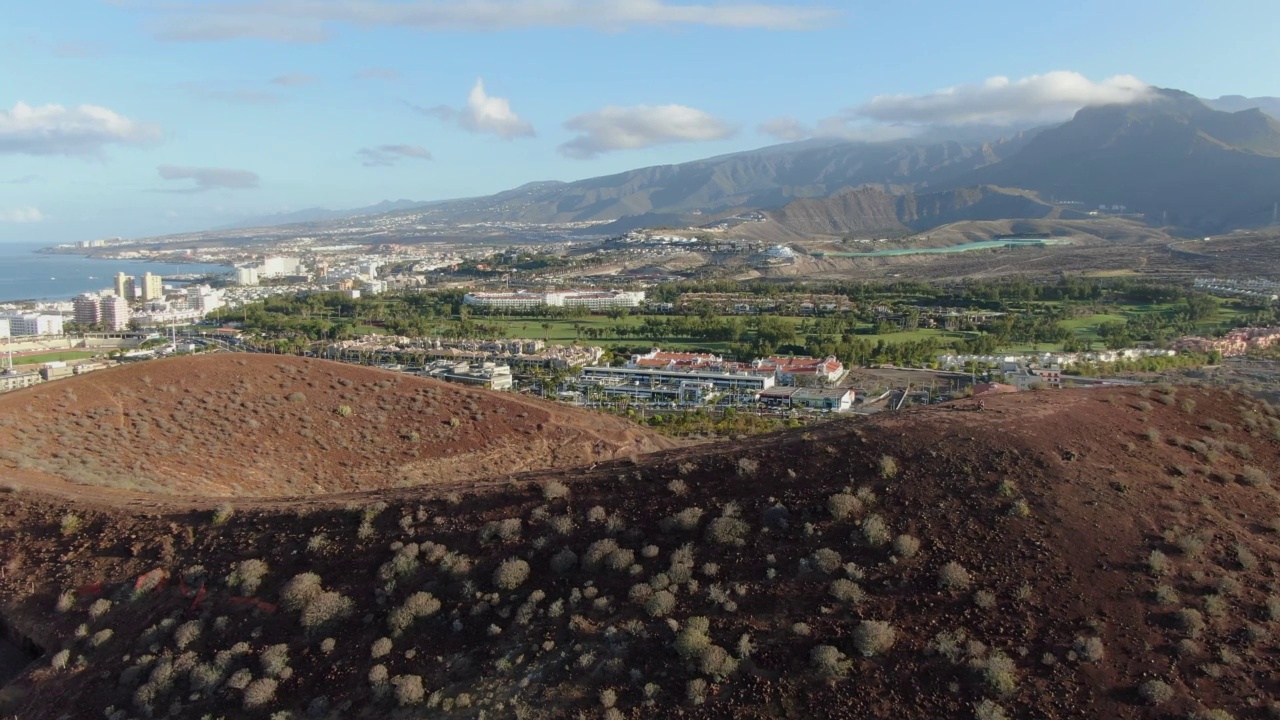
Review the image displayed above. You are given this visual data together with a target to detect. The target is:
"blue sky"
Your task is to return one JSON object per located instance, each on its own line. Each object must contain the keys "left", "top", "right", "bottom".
{"left": 1, "top": 0, "right": 1278, "bottom": 244}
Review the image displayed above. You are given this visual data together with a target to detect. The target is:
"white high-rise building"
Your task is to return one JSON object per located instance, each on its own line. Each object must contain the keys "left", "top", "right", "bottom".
{"left": 0, "top": 312, "right": 63, "bottom": 336}
{"left": 73, "top": 294, "right": 102, "bottom": 325}
{"left": 235, "top": 266, "right": 260, "bottom": 286}
{"left": 260, "top": 256, "right": 301, "bottom": 277}
{"left": 101, "top": 296, "right": 130, "bottom": 331}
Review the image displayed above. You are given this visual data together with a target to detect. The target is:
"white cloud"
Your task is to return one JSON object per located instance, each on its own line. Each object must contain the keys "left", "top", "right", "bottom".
{"left": 270, "top": 73, "right": 318, "bottom": 87}
{"left": 358, "top": 144, "right": 433, "bottom": 166}
{"left": 855, "top": 71, "right": 1153, "bottom": 126}
{"left": 758, "top": 117, "right": 810, "bottom": 142}
{"left": 560, "top": 104, "right": 735, "bottom": 158}
{"left": 157, "top": 165, "right": 260, "bottom": 192}
{"left": 415, "top": 79, "right": 534, "bottom": 139}
{"left": 0, "top": 101, "right": 161, "bottom": 157}
{"left": 144, "top": 0, "right": 840, "bottom": 42}
{"left": 0, "top": 207, "right": 43, "bottom": 223}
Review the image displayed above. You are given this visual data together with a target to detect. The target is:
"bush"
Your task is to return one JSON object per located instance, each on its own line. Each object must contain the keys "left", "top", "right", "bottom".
{"left": 1074, "top": 636, "right": 1104, "bottom": 662}
{"left": 174, "top": 620, "right": 202, "bottom": 650}
{"left": 878, "top": 455, "right": 898, "bottom": 479}
{"left": 827, "top": 493, "right": 861, "bottom": 520}
{"left": 300, "top": 591, "right": 354, "bottom": 632}
{"left": 661, "top": 507, "right": 704, "bottom": 533}
{"left": 938, "top": 562, "right": 971, "bottom": 591}
{"left": 686, "top": 678, "right": 708, "bottom": 706}
{"left": 973, "top": 699, "right": 1008, "bottom": 720}
{"left": 860, "top": 515, "right": 890, "bottom": 546}
{"left": 829, "top": 579, "right": 865, "bottom": 604}
{"left": 228, "top": 559, "right": 269, "bottom": 596}
{"left": 583, "top": 539, "right": 621, "bottom": 570}
{"left": 387, "top": 591, "right": 441, "bottom": 634}
{"left": 493, "top": 558, "right": 531, "bottom": 590}
{"left": 705, "top": 516, "right": 750, "bottom": 545}
{"left": 1147, "top": 550, "right": 1171, "bottom": 577}
{"left": 88, "top": 598, "right": 112, "bottom": 620}
{"left": 851, "top": 620, "right": 896, "bottom": 657}
{"left": 1176, "top": 608, "right": 1206, "bottom": 638}
{"left": 212, "top": 503, "right": 235, "bottom": 525}
{"left": 243, "top": 678, "right": 278, "bottom": 709}
{"left": 645, "top": 590, "right": 677, "bottom": 617}
{"left": 1241, "top": 466, "right": 1271, "bottom": 487}
{"left": 260, "top": 643, "right": 290, "bottom": 677}
{"left": 90, "top": 628, "right": 113, "bottom": 648}
{"left": 280, "top": 572, "right": 324, "bottom": 612}
{"left": 541, "top": 480, "right": 570, "bottom": 500}
{"left": 392, "top": 675, "right": 424, "bottom": 706}
{"left": 1138, "top": 679, "right": 1174, "bottom": 705}
{"left": 980, "top": 651, "right": 1017, "bottom": 696}
{"left": 371, "top": 637, "right": 393, "bottom": 659}
{"left": 809, "top": 645, "right": 850, "bottom": 679}
{"left": 810, "top": 548, "right": 842, "bottom": 574}
{"left": 60, "top": 513, "right": 83, "bottom": 537}
{"left": 892, "top": 534, "right": 920, "bottom": 558}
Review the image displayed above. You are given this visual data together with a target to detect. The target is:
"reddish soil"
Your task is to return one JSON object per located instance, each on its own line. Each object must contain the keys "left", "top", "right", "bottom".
{"left": 0, "top": 383, "right": 1277, "bottom": 719}
{"left": 0, "top": 354, "right": 678, "bottom": 497}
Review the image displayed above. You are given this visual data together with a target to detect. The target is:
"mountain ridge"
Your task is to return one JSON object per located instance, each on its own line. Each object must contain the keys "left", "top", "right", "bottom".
{"left": 212, "top": 90, "right": 1280, "bottom": 237}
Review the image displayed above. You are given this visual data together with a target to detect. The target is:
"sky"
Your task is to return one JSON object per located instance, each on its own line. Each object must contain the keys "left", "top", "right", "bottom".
{"left": 1, "top": 0, "right": 1278, "bottom": 245}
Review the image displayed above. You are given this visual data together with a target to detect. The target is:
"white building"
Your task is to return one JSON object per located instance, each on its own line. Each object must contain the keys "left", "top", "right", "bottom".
{"left": 0, "top": 312, "right": 64, "bottom": 337}
{"left": 73, "top": 294, "right": 102, "bottom": 325}
{"left": 101, "top": 295, "right": 130, "bottom": 331}
{"left": 260, "top": 256, "right": 302, "bottom": 278}
{"left": 235, "top": 266, "right": 260, "bottom": 286}
{"left": 463, "top": 289, "right": 645, "bottom": 311}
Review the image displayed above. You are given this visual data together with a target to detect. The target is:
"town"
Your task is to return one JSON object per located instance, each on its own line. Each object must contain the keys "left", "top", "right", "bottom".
{"left": 5, "top": 265, "right": 1278, "bottom": 435}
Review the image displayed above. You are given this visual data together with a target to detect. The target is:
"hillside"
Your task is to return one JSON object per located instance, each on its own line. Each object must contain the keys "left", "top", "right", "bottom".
{"left": 0, "top": 355, "right": 677, "bottom": 497}
{"left": 969, "top": 89, "right": 1280, "bottom": 231}
{"left": 377, "top": 135, "right": 1034, "bottom": 227}
{"left": 754, "top": 185, "right": 1070, "bottom": 239}
{"left": 0, "top": 383, "right": 1277, "bottom": 718}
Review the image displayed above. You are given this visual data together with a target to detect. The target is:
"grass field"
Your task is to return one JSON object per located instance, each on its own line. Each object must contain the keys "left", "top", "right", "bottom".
{"left": 455, "top": 299, "right": 1256, "bottom": 356}
{"left": 12, "top": 351, "right": 100, "bottom": 365}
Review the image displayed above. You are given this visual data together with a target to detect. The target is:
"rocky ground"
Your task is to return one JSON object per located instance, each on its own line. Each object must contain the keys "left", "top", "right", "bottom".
{"left": 0, "top": 378, "right": 1277, "bottom": 719}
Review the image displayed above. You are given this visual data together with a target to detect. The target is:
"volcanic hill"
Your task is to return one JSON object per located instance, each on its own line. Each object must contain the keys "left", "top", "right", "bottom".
{"left": 0, "top": 355, "right": 677, "bottom": 498}
{"left": 0, "top": 382, "right": 1278, "bottom": 719}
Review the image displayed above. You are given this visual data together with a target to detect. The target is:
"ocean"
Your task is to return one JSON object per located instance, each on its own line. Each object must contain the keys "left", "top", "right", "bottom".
{"left": 0, "top": 242, "right": 227, "bottom": 303}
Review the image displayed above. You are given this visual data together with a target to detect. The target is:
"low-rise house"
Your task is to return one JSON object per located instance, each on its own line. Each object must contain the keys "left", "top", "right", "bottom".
{"left": 752, "top": 355, "right": 846, "bottom": 385}
{"left": 0, "top": 369, "right": 42, "bottom": 392}
{"left": 421, "top": 361, "right": 513, "bottom": 390}
{"left": 758, "top": 387, "right": 855, "bottom": 412}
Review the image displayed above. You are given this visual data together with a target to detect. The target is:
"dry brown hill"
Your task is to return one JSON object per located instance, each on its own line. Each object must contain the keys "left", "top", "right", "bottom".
{"left": 0, "top": 354, "right": 677, "bottom": 497}
{"left": 0, "top": 383, "right": 1278, "bottom": 719}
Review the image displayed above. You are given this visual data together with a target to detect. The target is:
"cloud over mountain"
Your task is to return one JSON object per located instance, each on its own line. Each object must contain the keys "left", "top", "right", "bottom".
{"left": 357, "top": 144, "right": 433, "bottom": 166}
{"left": 415, "top": 79, "right": 534, "bottom": 139}
{"left": 560, "top": 104, "right": 735, "bottom": 158}
{"left": 0, "top": 101, "right": 160, "bottom": 157}
{"left": 856, "top": 71, "right": 1153, "bottom": 126}
{"left": 145, "top": 0, "right": 840, "bottom": 42}
{"left": 157, "top": 165, "right": 260, "bottom": 192}
{"left": 0, "top": 207, "right": 44, "bottom": 223}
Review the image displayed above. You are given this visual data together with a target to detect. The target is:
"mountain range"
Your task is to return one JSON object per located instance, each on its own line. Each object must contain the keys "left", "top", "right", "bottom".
{"left": 228, "top": 91, "right": 1280, "bottom": 236}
